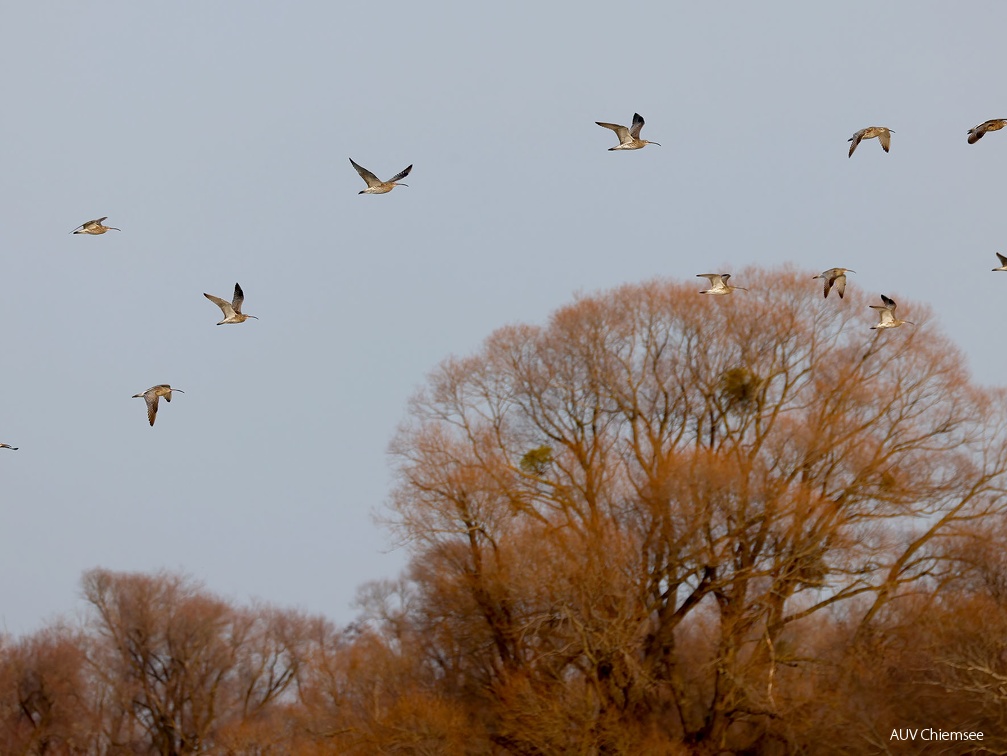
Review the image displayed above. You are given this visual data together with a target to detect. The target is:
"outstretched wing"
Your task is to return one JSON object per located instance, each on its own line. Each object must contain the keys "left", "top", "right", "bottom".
{"left": 878, "top": 130, "right": 891, "bottom": 152}
{"left": 204, "top": 292, "right": 236, "bottom": 319}
{"left": 145, "top": 393, "right": 159, "bottom": 426}
{"left": 71, "top": 218, "right": 99, "bottom": 233}
{"left": 349, "top": 158, "right": 380, "bottom": 187}
{"left": 848, "top": 130, "right": 864, "bottom": 157}
{"left": 833, "top": 274, "right": 847, "bottom": 299}
{"left": 629, "top": 112, "right": 645, "bottom": 139}
{"left": 870, "top": 305, "right": 894, "bottom": 325}
{"left": 596, "top": 121, "right": 631, "bottom": 143}
{"left": 390, "top": 164, "right": 413, "bottom": 183}
{"left": 880, "top": 294, "right": 896, "bottom": 310}
{"left": 232, "top": 283, "right": 245, "bottom": 313}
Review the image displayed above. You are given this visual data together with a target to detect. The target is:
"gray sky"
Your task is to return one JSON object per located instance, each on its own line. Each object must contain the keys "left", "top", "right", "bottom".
{"left": 2, "top": 3, "right": 1005, "bottom": 634}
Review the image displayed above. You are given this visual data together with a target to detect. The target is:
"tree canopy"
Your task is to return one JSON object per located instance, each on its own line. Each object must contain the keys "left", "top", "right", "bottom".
{"left": 4, "top": 268, "right": 1007, "bottom": 754}
{"left": 387, "top": 268, "right": 1007, "bottom": 751}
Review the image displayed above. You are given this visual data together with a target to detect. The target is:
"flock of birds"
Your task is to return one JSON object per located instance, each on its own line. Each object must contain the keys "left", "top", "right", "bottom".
{"left": 695, "top": 269, "right": 911, "bottom": 329}
{"left": 687, "top": 115, "right": 1007, "bottom": 331}
{"left": 67, "top": 221, "right": 262, "bottom": 430}
{"left": 1, "top": 112, "right": 1004, "bottom": 451}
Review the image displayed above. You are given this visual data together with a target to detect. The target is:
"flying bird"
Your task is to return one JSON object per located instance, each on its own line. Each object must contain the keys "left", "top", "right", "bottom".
{"left": 349, "top": 158, "right": 412, "bottom": 194}
{"left": 870, "top": 295, "right": 914, "bottom": 330}
{"left": 967, "top": 119, "right": 1007, "bottom": 144}
{"left": 848, "top": 127, "right": 893, "bottom": 157}
{"left": 71, "top": 217, "right": 120, "bottom": 235}
{"left": 595, "top": 112, "right": 661, "bottom": 150}
{"left": 132, "top": 385, "right": 184, "bottom": 427}
{"left": 697, "top": 273, "right": 747, "bottom": 295}
{"left": 0, "top": 443, "right": 17, "bottom": 450}
{"left": 993, "top": 253, "right": 1007, "bottom": 272}
{"left": 204, "top": 283, "right": 258, "bottom": 325}
{"left": 813, "top": 268, "right": 856, "bottom": 299}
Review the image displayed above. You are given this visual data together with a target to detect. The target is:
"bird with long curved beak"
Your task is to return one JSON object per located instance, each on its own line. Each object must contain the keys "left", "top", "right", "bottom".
{"left": 848, "top": 127, "right": 892, "bottom": 157}
{"left": 132, "top": 385, "right": 184, "bottom": 426}
{"left": 697, "top": 273, "right": 747, "bottom": 295}
{"left": 349, "top": 158, "right": 412, "bottom": 194}
{"left": 870, "top": 295, "right": 914, "bottom": 330}
{"left": 204, "top": 283, "right": 258, "bottom": 325}
{"left": 71, "top": 217, "right": 121, "bottom": 234}
{"left": 968, "top": 119, "right": 1007, "bottom": 144}
{"left": 595, "top": 112, "right": 661, "bottom": 150}
{"left": 813, "top": 268, "right": 855, "bottom": 299}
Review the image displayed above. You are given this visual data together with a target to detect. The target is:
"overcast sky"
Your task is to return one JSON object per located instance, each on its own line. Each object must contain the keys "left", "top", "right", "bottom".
{"left": 2, "top": 3, "right": 1005, "bottom": 635}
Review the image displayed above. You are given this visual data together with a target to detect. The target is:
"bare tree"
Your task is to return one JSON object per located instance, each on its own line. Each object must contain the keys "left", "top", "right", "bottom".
{"left": 0, "top": 624, "right": 96, "bottom": 755}
{"left": 292, "top": 586, "right": 478, "bottom": 755}
{"left": 82, "top": 569, "right": 307, "bottom": 755}
{"left": 387, "top": 268, "right": 1007, "bottom": 753}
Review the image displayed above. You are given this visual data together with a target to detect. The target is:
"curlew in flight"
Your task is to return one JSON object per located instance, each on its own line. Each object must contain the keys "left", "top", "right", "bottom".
{"left": 848, "top": 127, "right": 893, "bottom": 157}
{"left": 870, "top": 295, "right": 914, "bottom": 330}
{"left": 697, "top": 273, "right": 747, "bottom": 295}
{"left": 0, "top": 443, "right": 17, "bottom": 450}
{"left": 813, "top": 268, "right": 855, "bottom": 299}
{"left": 204, "top": 283, "right": 258, "bottom": 325}
{"left": 349, "top": 158, "right": 412, "bottom": 194}
{"left": 71, "top": 217, "right": 120, "bottom": 235}
{"left": 132, "top": 385, "right": 184, "bottom": 427}
{"left": 993, "top": 253, "right": 1007, "bottom": 272}
{"left": 595, "top": 112, "right": 661, "bottom": 150}
{"left": 967, "top": 119, "right": 1007, "bottom": 144}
